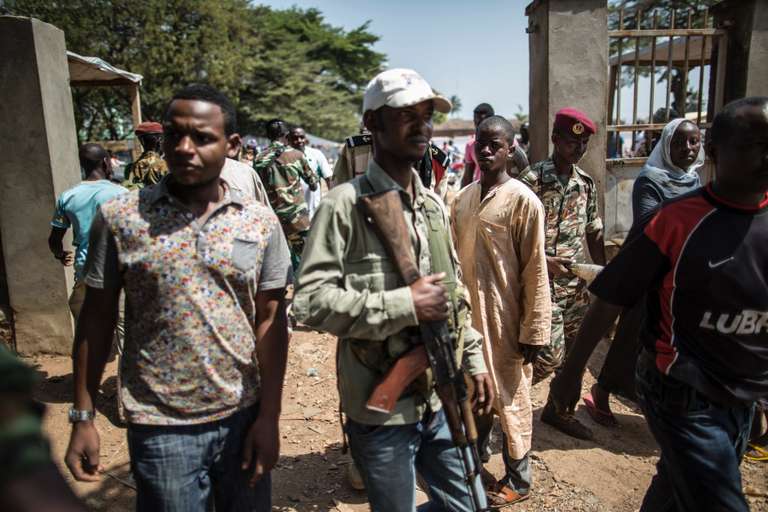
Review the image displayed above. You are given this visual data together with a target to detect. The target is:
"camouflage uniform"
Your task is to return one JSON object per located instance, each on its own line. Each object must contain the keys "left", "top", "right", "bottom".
{"left": 254, "top": 141, "right": 319, "bottom": 269}
{"left": 518, "top": 157, "right": 603, "bottom": 382}
{"left": 123, "top": 151, "right": 168, "bottom": 190}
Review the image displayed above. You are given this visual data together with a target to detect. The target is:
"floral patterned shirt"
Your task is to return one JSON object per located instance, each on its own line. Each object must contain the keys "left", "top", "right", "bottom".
{"left": 83, "top": 177, "right": 291, "bottom": 425}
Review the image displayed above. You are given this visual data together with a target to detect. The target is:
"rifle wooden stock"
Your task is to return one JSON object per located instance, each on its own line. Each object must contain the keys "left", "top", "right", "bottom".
{"left": 360, "top": 187, "right": 487, "bottom": 510}
{"left": 359, "top": 191, "right": 421, "bottom": 285}
{"left": 366, "top": 345, "right": 430, "bottom": 413}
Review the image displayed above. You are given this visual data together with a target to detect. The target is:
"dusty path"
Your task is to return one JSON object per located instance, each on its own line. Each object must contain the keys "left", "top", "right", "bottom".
{"left": 28, "top": 330, "right": 767, "bottom": 511}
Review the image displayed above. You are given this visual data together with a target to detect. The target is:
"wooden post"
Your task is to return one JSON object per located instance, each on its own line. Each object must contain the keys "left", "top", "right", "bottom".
{"left": 130, "top": 84, "right": 142, "bottom": 161}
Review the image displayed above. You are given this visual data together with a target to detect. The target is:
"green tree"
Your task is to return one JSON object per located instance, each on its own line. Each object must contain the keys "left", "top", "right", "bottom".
{"left": 5, "top": 1, "right": 385, "bottom": 141}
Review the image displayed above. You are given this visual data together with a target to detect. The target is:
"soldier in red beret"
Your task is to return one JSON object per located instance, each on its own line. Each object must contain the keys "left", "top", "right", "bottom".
{"left": 517, "top": 107, "right": 606, "bottom": 439}
{"left": 123, "top": 121, "right": 168, "bottom": 189}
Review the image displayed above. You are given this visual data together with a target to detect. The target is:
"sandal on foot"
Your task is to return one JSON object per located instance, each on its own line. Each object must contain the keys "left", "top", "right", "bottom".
{"left": 480, "top": 467, "right": 498, "bottom": 488}
{"left": 582, "top": 389, "right": 619, "bottom": 428}
{"left": 486, "top": 483, "right": 530, "bottom": 509}
{"left": 745, "top": 443, "right": 768, "bottom": 462}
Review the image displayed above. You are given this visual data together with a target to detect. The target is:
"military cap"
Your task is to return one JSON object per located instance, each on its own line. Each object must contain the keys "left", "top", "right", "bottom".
{"left": 554, "top": 108, "right": 596, "bottom": 136}
{"left": 363, "top": 68, "right": 451, "bottom": 114}
{"left": 134, "top": 121, "right": 163, "bottom": 135}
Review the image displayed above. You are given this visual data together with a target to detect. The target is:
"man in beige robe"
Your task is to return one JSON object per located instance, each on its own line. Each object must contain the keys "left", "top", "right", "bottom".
{"left": 451, "top": 116, "right": 551, "bottom": 506}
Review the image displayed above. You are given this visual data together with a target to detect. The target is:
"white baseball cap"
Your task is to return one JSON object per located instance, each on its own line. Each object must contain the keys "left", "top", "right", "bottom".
{"left": 362, "top": 68, "right": 452, "bottom": 114}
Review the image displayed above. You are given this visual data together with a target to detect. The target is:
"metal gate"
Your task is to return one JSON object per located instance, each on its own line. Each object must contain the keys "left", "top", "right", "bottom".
{"left": 603, "top": 6, "right": 728, "bottom": 240}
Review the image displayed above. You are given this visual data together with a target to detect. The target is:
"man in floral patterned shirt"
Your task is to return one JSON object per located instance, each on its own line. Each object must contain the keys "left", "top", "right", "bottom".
{"left": 64, "top": 84, "right": 292, "bottom": 512}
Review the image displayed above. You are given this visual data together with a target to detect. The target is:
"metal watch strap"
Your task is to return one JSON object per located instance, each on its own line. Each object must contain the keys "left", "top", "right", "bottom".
{"left": 68, "top": 408, "right": 95, "bottom": 423}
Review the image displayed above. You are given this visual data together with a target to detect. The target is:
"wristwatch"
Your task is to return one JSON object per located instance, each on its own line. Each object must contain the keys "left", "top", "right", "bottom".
{"left": 68, "top": 408, "right": 95, "bottom": 423}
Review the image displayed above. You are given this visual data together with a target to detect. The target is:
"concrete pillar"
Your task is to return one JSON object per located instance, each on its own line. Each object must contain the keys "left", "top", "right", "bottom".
{"left": 712, "top": 0, "right": 768, "bottom": 102}
{"left": 526, "top": 0, "right": 609, "bottom": 212}
{"left": 0, "top": 16, "right": 81, "bottom": 354}
{"left": 745, "top": 1, "right": 768, "bottom": 96}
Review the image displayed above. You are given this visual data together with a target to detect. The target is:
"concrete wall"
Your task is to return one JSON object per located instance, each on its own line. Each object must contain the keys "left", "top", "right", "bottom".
{"left": 712, "top": 0, "right": 768, "bottom": 102}
{"left": 527, "top": 0, "right": 550, "bottom": 165}
{"left": 527, "top": 0, "right": 609, "bottom": 213}
{"left": 746, "top": 1, "right": 768, "bottom": 96}
{"left": 0, "top": 16, "right": 80, "bottom": 354}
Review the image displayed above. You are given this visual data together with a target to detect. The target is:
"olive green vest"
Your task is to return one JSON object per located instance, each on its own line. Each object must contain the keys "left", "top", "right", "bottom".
{"left": 349, "top": 179, "right": 467, "bottom": 395}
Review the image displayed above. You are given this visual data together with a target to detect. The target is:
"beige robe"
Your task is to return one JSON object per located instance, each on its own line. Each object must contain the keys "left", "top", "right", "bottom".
{"left": 451, "top": 178, "right": 552, "bottom": 459}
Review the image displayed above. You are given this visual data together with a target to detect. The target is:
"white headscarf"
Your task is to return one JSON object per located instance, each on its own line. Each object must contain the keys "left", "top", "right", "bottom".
{"left": 644, "top": 118, "right": 705, "bottom": 176}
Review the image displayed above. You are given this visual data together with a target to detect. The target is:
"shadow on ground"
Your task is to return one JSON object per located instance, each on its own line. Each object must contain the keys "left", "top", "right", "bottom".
{"left": 69, "top": 445, "right": 371, "bottom": 512}
{"left": 34, "top": 368, "right": 125, "bottom": 428}
{"left": 272, "top": 442, "right": 369, "bottom": 511}
{"left": 77, "top": 462, "right": 135, "bottom": 511}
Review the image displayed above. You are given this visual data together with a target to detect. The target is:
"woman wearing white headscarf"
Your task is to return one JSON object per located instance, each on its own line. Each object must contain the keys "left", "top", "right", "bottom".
{"left": 631, "top": 118, "right": 705, "bottom": 230}
{"left": 583, "top": 118, "right": 704, "bottom": 427}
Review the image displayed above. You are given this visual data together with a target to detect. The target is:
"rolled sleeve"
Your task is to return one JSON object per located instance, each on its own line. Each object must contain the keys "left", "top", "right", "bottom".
{"left": 585, "top": 216, "right": 604, "bottom": 234}
{"left": 462, "top": 324, "right": 487, "bottom": 376}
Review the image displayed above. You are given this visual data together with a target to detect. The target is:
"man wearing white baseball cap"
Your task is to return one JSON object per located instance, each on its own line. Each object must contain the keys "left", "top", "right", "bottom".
{"left": 295, "top": 69, "right": 493, "bottom": 511}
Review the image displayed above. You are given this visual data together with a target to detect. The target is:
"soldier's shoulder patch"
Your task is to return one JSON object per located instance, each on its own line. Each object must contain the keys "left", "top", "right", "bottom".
{"left": 346, "top": 134, "right": 372, "bottom": 148}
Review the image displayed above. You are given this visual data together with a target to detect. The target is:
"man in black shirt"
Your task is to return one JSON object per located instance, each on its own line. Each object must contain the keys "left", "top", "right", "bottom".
{"left": 546, "top": 97, "right": 768, "bottom": 512}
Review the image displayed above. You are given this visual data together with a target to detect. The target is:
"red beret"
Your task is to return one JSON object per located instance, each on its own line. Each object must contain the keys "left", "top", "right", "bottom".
{"left": 554, "top": 108, "right": 596, "bottom": 136}
{"left": 134, "top": 121, "right": 163, "bottom": 135}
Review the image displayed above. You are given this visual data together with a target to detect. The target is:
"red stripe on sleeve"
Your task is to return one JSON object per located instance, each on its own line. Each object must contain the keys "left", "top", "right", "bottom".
{"left": 643, "top": 194, "right": 716, "bottom": 373}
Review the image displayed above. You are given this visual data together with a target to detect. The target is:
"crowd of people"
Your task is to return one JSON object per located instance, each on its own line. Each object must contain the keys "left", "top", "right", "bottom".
{"left": 2, "top": 65, "right": 766, "bottom": 512}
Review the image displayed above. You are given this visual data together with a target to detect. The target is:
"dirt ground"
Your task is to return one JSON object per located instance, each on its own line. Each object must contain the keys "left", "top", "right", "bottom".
{"left": 27, "top": 329, "right": 767, "bottom": 511}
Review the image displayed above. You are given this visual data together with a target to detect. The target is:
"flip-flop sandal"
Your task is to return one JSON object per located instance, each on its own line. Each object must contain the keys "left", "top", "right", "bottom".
{"left": 486, "top": 483, "right": 530, "bottom": 509}
{"left": 745, "top": 443, "right": 768, "bottom": 462}
{"left": 582, "top": 392, "right": 619, "bottom": 428}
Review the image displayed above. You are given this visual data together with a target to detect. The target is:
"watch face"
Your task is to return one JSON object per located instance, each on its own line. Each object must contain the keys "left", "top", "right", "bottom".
{"left": 69, "top": 409, "right": 94, "bottom": 422}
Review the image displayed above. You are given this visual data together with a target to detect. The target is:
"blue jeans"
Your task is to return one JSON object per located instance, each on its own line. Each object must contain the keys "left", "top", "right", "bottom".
{"left": 636, "top": 351, "right": 754, "bottom": 512}
{"left": 127, "top": 405, "right": 270, "bottom": 512}
{"left": 347, "top": 409, "right": 487, "bottom": 512}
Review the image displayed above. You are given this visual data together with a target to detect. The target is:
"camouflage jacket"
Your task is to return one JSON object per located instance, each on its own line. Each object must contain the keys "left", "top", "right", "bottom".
{"left": 254, "top": 141, "right": 318, "bottom": 234}
{"left": 123, "top": 151, "right": 168, "bottom": 190}
{"left": 518, "top": 157, "right": 603, "bottom": 264}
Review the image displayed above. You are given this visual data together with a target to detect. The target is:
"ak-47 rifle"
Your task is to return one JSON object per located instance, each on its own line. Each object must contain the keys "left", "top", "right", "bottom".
{"left": 359, "top": 188, "right": 487, "bottom": 512}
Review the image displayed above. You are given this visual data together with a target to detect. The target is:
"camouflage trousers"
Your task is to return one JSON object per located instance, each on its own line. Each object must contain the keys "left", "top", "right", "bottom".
{"left": 285, "top": 230, "right": 308, "bottom": 328}
{"left": 533, "top": 283, "right": 590, "bottom": 384}
{"left": 286, "top": 230, "right": 309, "bottom": 272}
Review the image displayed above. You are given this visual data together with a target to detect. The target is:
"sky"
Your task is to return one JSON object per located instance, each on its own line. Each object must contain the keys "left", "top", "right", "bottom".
{"left": 255, "top": 1, "right": 712, "bottom": 129}
{"left": 256, "top": 0, "right": 533, "bottom": 120}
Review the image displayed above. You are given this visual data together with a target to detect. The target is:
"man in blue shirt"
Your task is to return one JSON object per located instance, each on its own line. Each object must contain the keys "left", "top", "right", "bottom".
{"left": 49, "top": 143, "right": 127, "bottom": 321}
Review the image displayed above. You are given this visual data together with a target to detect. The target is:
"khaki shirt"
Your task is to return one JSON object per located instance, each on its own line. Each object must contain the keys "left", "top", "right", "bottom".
{"left": 332, "top": 142, "right": 372, "bottom": 186}
{"left": 451, "top": 179, "right": 551, "bottom": 458}
{"left": 294, "top": 160, "right": 486, "bottom": 425}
